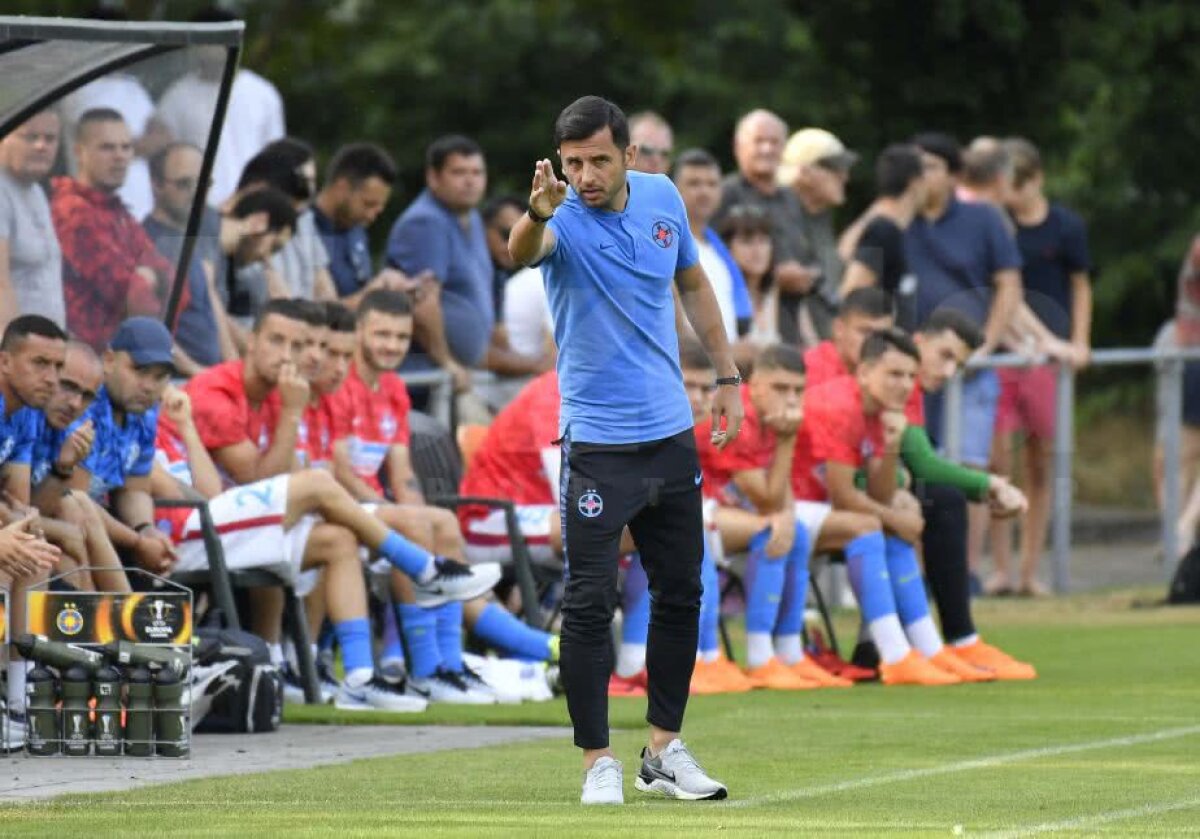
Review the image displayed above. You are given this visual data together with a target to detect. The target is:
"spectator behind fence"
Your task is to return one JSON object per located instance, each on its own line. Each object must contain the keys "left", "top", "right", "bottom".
{"left": 313, "top": 142, "right": 406, "bottom": 307}
{"left": 236, "top": 137, "right": 336, "bottom": 302}
{"left": 716, "top": 110, "right": 828, "bottom": 347}
{"left": 143, "top": 142, "right": 237, "bottom": 376}
{"left": 628, "top": 111, "right": 674, "bottom": 176}
{"left": 777, "top": 127, "right": 858, "bottom": 317}
{"left": 719, "top": 206, "right": 777, "bottom": 360}
{"left": 839, "top": 144, "right": 926, "bottom": 331}
{"left": 386, "top": 135, "right": 494, "bottom": 396}
{"left": 146, "top": 8, "right": 285, "bottom": 205}
{"left": 673, "top": 149, "right": 749, "bottom": 342}
{"left": 52, "top": 108, "right": 170, "bottom": 352}
{"left": 988, "top": 137, "right": 1092, "bottom": 597}
{"left": 0, "top": 110, "right": 64, "bottom": 330}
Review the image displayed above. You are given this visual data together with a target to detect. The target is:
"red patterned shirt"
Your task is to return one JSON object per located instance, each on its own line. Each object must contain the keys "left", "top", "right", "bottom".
{"left": 50, "top": 177, "right": 169, "bottom": 350}
{"left": 793, "top": 375, "right": 886, "bottom": 502}
{"left": 327, "top": 361, "right": 412, "bottom": 495}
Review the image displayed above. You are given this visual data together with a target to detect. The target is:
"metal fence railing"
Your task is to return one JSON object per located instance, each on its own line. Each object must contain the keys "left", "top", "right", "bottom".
{"left": 943, "top": 346, "right": 1200, "bottom": 593}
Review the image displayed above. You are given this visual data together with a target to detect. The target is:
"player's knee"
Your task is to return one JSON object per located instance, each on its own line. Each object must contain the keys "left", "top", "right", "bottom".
{"left": 849, "top": 513, "right": 883, "bottom": 539}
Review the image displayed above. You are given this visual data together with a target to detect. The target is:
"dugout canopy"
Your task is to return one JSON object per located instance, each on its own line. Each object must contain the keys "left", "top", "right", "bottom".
{"left": 0, "top": 15, "right": 242, "bottom": 345}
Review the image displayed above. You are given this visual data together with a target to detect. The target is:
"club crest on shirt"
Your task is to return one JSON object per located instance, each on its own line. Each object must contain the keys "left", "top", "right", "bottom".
{"left": 651, "top": 220, "right": 674, "bottom": 249}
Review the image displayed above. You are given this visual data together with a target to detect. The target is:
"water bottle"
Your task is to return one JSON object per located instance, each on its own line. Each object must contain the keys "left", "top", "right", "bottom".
{"left": 153, "top": 669, "right": 188, "bottom": 758}
{"left": 16, "top": 634, "right": 105, "bottom": 673}
{"left": 92, "top": 666, "right": 122, "bottom": 757}
{"left": 61, "top": 666, "right": 92, "bottom": 756}
{"left": 123, "top": 667, "right": 154, "bottom": 757}
{"left": 103, "top": 641, "right": 189, "bottom": 677}
{"left": 25, "top": 665, "right": 59, "bottom": 756}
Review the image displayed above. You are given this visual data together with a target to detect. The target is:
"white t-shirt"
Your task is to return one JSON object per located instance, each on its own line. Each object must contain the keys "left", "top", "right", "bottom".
{"left": 503, "top": 266, "right": 553, "bottom": 357}
{"left": 272, "top": 211, "right": 330, "bottom": 299}
{"left": 155, "top": 69, "right": 286, "bottom": 205}
{"left": 696, "top": 240, "right": 737, "bottom": 341}
{"left": 61, "top": 74, "right": 155, "bottom": 220}
{"left": 0, "top": 170, "right": 64, "bottom": 325}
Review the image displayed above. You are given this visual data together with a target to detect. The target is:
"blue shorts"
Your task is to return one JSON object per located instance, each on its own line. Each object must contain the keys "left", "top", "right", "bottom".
{"left": 923, "top": 369, "right": 1000, "bottom": 468}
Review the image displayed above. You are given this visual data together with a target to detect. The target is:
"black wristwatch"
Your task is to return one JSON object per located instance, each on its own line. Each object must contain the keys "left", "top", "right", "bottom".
{"left": 715, "top": 375, "right": 742, "bottom": 387}
{"left": 51, "top": 463, "right": 74, "bottom": 481}
{"left": 527, "top": 206, "right": 553, "bottom": 224}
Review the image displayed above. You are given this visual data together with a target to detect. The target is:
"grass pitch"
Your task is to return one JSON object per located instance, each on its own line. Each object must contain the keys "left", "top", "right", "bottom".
{"left": 3, "top": 590, "right": 1199, "bottom": 836}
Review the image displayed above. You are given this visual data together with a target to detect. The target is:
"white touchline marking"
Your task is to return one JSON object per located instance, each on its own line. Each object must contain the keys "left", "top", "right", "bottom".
{"left": 989, "top": 794, "right": 1200, "bottom": 837}
{"left": 726, "top": 724, "right": 1200, "bottom": 809}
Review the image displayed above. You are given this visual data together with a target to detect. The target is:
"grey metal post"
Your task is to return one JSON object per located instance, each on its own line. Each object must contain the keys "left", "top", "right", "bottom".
{"left": 944, "top": 372, "right": 964, "bottom": 462}
{"left": 431, "top": 372, "right": 452, "bottom": 428}
{"left": 1160, "top": 357, "right": 1184, "bottom": 579}
{"left": 1051, "top": 362, "right": 1074, "bottom": 593}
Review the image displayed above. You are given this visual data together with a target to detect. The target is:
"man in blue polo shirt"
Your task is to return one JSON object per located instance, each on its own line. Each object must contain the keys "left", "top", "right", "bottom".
{"left": 509, "top": 96, "right": 742, "bottom": 805}
{"left": 386, "top": 135, "right": 494, "bottom": 395}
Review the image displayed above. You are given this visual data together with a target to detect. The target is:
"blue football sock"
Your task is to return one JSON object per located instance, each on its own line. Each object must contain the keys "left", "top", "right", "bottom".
{"left": 773, "top": 521, "right": 812, "bottom": 637}
{"left": 884, "top": 536, "right": 932, "bottom": 626}
{"left": 380, "top": 605, "right": 405, "bottom": 663}
{"left": 744, "top": 528, "right": 786, "bottom": 635}
{"left": 435, "top": 601, "right": 464, "bottom": 673}
{"left": 398, "top": 603, "right": 441, "bottom": 678}
{"left": 697, "top": 540, "right": 721, "bottom": 657}
{"left": 332, "top": 617, "right": 373, "bottom": 676}
{"left": 844, "top": 531, "right": 895, "bottom": 623}
{"left": 471, "top": 602, "right": 555, "bottom": 661}
{"left": 621, "top": 553, "right": 650, "bottom": 646}
{"left": 379, "top": 531, "right": 434, "bottom": 580}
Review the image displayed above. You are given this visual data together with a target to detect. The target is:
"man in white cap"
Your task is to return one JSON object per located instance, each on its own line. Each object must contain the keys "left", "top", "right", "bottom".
{"left": 777, "top": 127, "right": 859, "bottom": 320}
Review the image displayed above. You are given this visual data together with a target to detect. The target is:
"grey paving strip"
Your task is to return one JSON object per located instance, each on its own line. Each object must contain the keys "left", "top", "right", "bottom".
{"left": 0, "top": 724, "right": 570, "bottom": 802}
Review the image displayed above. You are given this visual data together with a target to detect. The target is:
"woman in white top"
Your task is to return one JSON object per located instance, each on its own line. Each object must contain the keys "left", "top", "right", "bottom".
{"left": 718, "top": 205, "right": 778, "bottom": 370}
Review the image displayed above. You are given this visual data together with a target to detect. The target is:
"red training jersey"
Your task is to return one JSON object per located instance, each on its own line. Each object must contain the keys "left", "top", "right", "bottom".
{"left": 186, "top": 360, "right": 280, "bottom": 456}
{"left": 806, "top": 339, "right": 924, "bottom": 425}
{"left": 792, "top": 375, "right": 886, "bottom": 502}
{"left": 695, "top": 386, "right": 777, "bottom": 509}
{"left": 326, "top": 361, "right": 411, "bottom": 496}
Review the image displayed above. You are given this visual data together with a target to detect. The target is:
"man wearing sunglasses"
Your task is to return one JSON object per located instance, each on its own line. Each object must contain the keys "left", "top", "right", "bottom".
{"left": 628, "top": 112, "right": 674, "bottom": 176}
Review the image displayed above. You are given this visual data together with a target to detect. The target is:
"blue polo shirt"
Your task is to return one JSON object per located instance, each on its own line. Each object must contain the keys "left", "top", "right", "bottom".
{"left": 541, "top": 171, "right": 698, "bottom": 445}
{"left": 1015, "top": 203, "right": 1090, "bottom": 339}
{"left": 906, "top": 197, "right": 1021, "bottom": 325}
{"left": 386, "top": 189, "right": 495, "bottom": 368}
{"left": 0, "top": 393, "right": 37, "bottom": 469}
{"left": 314, "top": 206, "right": 373, "bottom": 297}
{"left": 76, "top": 386, "right": 158, "bottom": 501}
{"left": 30, "top": 412, "right": 67, "bottom": 486}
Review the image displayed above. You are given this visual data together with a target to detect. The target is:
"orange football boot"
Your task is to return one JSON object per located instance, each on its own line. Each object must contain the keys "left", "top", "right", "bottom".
{"left": 790, "top": 657, "right": 854, "bottom": 688}
{"left": 929, "top": 648, "right": 996, "bottom": 683}
{"left": 744, "top": 658, "right": 820, "bottom": 690}
{"left": 949, "top": 639, "right": 1037, "bottom": 680}
{"left": 879, "top": 650, "right": 962, "bottom": 686}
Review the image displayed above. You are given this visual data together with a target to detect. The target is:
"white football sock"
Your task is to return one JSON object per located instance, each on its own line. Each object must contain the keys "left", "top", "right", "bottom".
{"left": 904, "top": 616, "right": 944, "bottom": 658}
{"left": 773, "top": 634, "right": 804, "bottom": 665}
{"left": 951, "top": 633, "right": 980, "bottom": 648}
{"left": 867, "top": 615, "right": 911, "bottom": 665}
{"left": 746, "top": 633, "right": 774, "bottom": 668}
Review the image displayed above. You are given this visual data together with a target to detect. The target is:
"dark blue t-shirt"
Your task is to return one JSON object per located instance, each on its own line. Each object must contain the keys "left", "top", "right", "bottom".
{"left": 386, "top": 189, "right": 495, "bottom": 368}
{"left": 1014, "top": 203, "right": 1090, "bottom": 339}
{"left": 541, "top": 171, "right": 698, "bottom": 444}
{"left": 314, "top": 206, "right": 373, "bottom": 297}
{"left": 76, "top": 386, "right": 158, "bottom": 501}
{"left": 906, "top": 197, "right": 1022, "bottom": 326}
{"left": 142, "top": 215, "right": 221, "bottom": 367}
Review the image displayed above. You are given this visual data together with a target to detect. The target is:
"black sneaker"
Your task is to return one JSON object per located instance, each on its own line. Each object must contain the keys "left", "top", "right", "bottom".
{"left": 412, "top": 557, "right": 502, "bottom": 606}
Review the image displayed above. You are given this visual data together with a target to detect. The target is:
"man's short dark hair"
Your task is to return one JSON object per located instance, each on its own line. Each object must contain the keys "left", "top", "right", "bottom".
{"left": 426, "top": 135, "right": 483, "bottom": 172}
{"left": 876, "top": 144, "right": 923, "bottom": 198}
{"left": 1005, "top": 136, "right": 1042, "bottom": 188}
{"left": 678, "top": 338, "right": 713, "bottom": 371}
{"left": 482, "top": 194, "right": 526, "bottom": 226}
{"left": 754, "top": 343, "right": 806, "bottom": 376}
{"left": 1, "top": 315, "right": 68, "bottom": 352}
{"left": 839, "top": 286, "right": 895, "bottom": 320}
{"left": 717, "top": 203, "right": 773, "bottom": 242}
{"left": 672, "top": 148, "right": 720, "bottom": 180}
{"left": 554, "top": 96, "right": 629, "bottom": 150}
{"left": 75, "top": 107, "right": 125, "bottom": 142}
{"left": 860, "top": 327, "right": 919, "bottom": 365}
{"left": 147, "top": 141, "right": 202, "bottom": 184}
{"left": 239, "top": 137, "right": 316, "bottom": 201}
{"left": 253, "top": 298, "right": 323, "bottom": 333}
{"left": 919, "top": 308, "right": 984, "bottom": 351}
{"left": 357, "top": 289, "right": 413, "bottom": 324}
{"left": 910, "top": 131, "right": 962, "bottom": 174}
{"left": 230, "top": 187, "right": 298, "bottom": 234}
{"left": 325, "top": 142, "right": 397, "bottom": 187}
{"left": 324, "top": 302, "right": 356, "bottom": 333}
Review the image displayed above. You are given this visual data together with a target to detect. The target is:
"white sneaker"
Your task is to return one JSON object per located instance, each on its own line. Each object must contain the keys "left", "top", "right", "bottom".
{"left": 581, "top": 756, "right": 624, "bottom": 805}
{"left": 1, "top": 712, "right": 26, "bottom": 754}
{"left": 282, "top": 664, "right": 334, "bottom": 704}
{"left": 635, "top": 739, "right": 728, "bottom": 800}
{"left": 412, "top": 559, "right": 502, "bottom": 607}
{"left": 335, "top": 676, "right": 428, "bottom": 712}
{"left": 407, "top": 669, "right": 496, "bottom": 705}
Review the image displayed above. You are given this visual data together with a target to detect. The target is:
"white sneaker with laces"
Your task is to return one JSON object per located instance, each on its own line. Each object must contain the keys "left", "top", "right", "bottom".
{"left": 335, "top": 676, "right": 428, "bottom": 712}
{"left": 412, "top": 558, "right": 502, "bottom": 607}
{"left": 408, "top": 669, "right": 496, "bottom": 705}
{"left": 635, "top": 739, "right": 728, "bottom": 800}
{"left": 581, "top": 756, "right": 624, "bottom": 805}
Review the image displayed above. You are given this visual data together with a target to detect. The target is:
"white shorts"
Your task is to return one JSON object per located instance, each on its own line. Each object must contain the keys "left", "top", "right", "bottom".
{"left": 794, "top": 500, "right": 832, "bottom": 558}
{"left": 175, "top": 475, "right": 317, "bottom": 586}
{"left": 462, "top": 504, "right": 556, "bottom": 565}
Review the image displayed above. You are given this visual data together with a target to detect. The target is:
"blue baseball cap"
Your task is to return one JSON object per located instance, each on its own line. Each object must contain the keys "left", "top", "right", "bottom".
{"left": 109, "top": 317, "right": 174, "bottom": 369}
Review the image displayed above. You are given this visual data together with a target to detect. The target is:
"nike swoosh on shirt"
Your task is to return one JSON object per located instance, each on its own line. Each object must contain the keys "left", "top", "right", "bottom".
{"left": 599, "top": 242, "right": 616, "bottom": 250}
